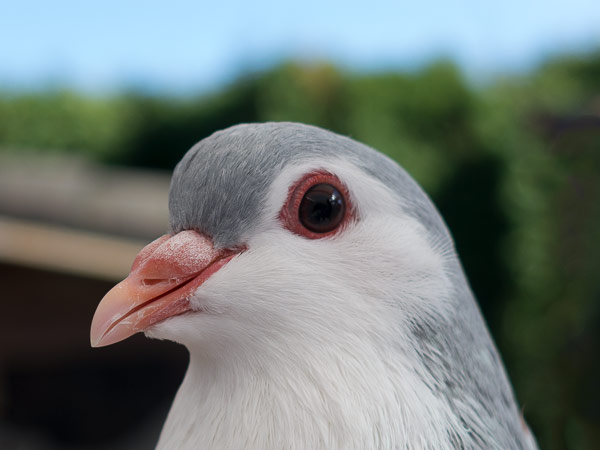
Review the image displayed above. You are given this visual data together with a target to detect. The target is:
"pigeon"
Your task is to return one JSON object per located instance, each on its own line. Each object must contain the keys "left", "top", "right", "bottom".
{"left": 91, "top": 122, "right": 537, "bottom": 450}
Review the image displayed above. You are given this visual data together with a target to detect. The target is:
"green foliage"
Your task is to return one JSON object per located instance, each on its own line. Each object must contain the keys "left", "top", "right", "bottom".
{"left": 1, "top": 51, "right": 599, "bottom": 449}
{"left": 0, "top": 91, "right": 129, "bottom": 159}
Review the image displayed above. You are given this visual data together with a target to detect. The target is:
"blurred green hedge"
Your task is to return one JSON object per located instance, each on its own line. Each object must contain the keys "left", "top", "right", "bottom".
{"left": 1, "top": 52, "right": 599, "bottom": 449}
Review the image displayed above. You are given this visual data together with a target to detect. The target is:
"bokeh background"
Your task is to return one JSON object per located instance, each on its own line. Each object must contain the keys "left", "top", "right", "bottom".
{"left": 1, "top": 1, "right": 599, "bottom": 449}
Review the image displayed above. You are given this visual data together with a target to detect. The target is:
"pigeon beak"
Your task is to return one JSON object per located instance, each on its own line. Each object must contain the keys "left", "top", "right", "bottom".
{"left": 90, "top": 230, "right": 240, "bottom": 348}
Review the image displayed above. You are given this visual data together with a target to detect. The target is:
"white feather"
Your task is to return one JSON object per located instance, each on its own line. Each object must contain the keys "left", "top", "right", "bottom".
{"left": 147, "top": 160, "right": 479, "bottom": 449}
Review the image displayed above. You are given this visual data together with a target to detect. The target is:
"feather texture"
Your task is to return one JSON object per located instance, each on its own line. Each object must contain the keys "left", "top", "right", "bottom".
{"left": 144, "top": 123, "right": 537, "bottom": 449}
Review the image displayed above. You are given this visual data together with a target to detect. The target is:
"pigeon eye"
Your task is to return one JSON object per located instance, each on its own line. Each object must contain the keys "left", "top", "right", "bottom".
{"left": 299, "top": 184, "right": 345, "bottom": 233}
{"left": 280, "top": 171, "right": 353, "bottom": 239}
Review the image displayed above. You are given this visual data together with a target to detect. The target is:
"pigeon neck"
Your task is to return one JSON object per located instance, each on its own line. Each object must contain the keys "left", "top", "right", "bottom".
{"left": 155, "top": 341, "right": 473, "bottom": 450}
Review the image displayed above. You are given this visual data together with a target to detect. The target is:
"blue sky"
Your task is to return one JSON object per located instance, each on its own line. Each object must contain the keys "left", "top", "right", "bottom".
{"left": 1, "top": 0, "right": 599, "bottom": 93}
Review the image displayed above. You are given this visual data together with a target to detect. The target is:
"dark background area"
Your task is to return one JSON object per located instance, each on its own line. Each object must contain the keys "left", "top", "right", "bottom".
{"left": 0, "top": 51, "right": 599, "bottom": 449}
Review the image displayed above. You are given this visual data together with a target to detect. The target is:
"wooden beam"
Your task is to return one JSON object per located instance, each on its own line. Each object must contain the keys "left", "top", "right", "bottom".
{"left": 0, "top": 216, "right": 149, "bottom": 281}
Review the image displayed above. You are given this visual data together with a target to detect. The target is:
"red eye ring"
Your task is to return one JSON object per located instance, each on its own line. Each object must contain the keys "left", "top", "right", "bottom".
{"left": 280, "top": 171, "right": 355, "bottom": 239}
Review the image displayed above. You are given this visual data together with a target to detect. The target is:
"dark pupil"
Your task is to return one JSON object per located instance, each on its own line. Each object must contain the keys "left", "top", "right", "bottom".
{"left": 299, "top": 183, "right": 345, "bottom": 233}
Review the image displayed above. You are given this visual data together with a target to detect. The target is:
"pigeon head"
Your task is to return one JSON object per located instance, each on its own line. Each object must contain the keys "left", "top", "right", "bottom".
{"left": 90, "top": 123, "right": 535, "bottom": 449}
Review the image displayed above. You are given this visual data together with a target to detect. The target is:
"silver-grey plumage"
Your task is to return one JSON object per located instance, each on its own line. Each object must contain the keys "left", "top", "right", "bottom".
{"left": 167, "top": 122, "right": 535, "bottom": 449}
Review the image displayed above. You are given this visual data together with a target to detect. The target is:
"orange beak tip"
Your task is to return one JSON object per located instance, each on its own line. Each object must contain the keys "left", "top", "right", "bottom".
{"left": 90, "top": 231, "right": 239, "bottom": 348}
{"left": 90, "top": 321, "right": 136, "bottom": 348}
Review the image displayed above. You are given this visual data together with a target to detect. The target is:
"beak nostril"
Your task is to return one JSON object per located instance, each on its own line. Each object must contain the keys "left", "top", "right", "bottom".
{"left": 142, "top": 278, "right": 177, "bottom": 287}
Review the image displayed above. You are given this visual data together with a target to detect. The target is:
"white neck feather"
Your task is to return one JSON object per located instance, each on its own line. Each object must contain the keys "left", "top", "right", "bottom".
{"left": 155, "top": 337, "right": 469, "bottom": 450}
